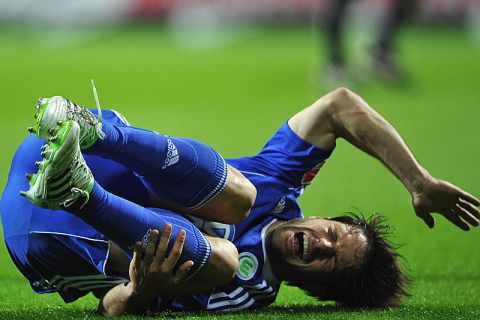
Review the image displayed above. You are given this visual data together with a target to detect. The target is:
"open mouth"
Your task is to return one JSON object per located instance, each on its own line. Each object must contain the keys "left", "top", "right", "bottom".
{"left": 293, "top": 232, "right": 307, "bottom": 260}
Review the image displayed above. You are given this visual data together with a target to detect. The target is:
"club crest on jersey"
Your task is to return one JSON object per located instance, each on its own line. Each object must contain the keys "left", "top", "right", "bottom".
{"left": 271, "top": 196, "right": 286, "bottom": 214}
{"left": 237, "top": 252, "right": 258, "bottom": 280}
{"left": 301, "top": 161, "right": 326, "bottom": 185}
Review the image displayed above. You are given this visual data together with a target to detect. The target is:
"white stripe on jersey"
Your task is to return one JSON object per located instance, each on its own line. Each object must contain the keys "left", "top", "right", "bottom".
{"left": 71, "top": 280, "right": 127, "bottom": 291}
{"left": 62, "top": 279, "right": 127, "bottom": 291}
{"left": 243, "top": 280, "right": 275, "bottom": 297}
{"left": 209, "top": 287, "right": 244, "bottom": 300}
{"left": 239, "top": 170, "right": 267, "bottom": 177}
{"left": 207, "top": 284, "right": 276, "bottom": 311}
{"left": 207, "top": 291, "right": 251, "bottom": 309}
{"left": 50, "top": 274, "right": 126, "bottom": 291}
{"left": 243, "top": 279, "right": 271, "bottom": 290}
{"left": 243, "top": 281, "right": 265, "bottom": 289}
{"left": 51, "top": 273, "right": 109, "bottom": 284}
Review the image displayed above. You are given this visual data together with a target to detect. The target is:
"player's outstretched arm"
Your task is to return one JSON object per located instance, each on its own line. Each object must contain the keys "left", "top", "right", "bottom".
{"left": 288, "top": 87, "right": 480, "bottom": 230}
{"left": 97, "top": 225, "right": 238, "bottom": 316}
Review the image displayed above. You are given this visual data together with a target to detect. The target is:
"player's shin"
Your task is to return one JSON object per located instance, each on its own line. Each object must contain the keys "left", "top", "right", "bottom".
{"left": 66, "top": 181, "right": 211, "bottom": 280}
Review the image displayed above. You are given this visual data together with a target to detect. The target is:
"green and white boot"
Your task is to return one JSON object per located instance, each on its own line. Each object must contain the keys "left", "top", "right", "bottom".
{"left": 28, "top": 96, "right": 106, "bottom": 150}
{"left": 21, "top": 120, "right": 94, "bottom": 210}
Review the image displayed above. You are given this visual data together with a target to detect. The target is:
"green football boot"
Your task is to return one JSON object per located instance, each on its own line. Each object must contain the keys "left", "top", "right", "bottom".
{"left": 28, "top": 95, "right": 106, "bottom": 150}
{"left": 21, "top": 120, "right": 94, "bottom": 210}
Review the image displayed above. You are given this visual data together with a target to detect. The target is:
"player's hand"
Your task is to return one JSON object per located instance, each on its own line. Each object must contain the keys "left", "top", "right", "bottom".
{"left": 412, "top": 178, "right": 480, "bottom": 231}
{"left": 128, "top": 225, "right": 194, "bottom": 301}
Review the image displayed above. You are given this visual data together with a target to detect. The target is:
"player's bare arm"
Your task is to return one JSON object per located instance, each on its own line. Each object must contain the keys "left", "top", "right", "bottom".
{"left": 97, "top": 226, "right": 238, "bottom": 316}
{"left": 288, "top": 87, "right": 480, "bottom": 230}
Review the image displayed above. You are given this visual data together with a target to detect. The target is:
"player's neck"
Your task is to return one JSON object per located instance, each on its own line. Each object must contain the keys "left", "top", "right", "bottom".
{"left": 265, "top": 220, "right": 286, "bottom": 235}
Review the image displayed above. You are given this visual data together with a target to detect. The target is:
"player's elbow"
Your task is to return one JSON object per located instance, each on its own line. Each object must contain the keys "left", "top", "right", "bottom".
{"left": 325, "top": 87, "right": 369, "bottom": 130}
{"left": 328, "top": 87, "right": 356, "bottom": 111}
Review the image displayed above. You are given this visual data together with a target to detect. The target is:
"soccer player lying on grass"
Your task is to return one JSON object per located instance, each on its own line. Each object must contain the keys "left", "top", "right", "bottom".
{"left": 2, "top": 88, "right": 479, "bottom": 316}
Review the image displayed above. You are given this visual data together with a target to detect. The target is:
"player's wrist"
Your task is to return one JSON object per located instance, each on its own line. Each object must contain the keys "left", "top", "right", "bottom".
{"left": 408, "top": 170, "right": 435, "bottom": 196}
{"left": 124, "top": 282, "right": 156, "bottom": 306}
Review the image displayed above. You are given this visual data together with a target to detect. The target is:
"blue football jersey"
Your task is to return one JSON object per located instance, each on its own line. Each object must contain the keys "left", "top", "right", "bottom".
{"left": 158, "top": 169, "right": 305, "bottom": 311}
{"left": 153, "top": 120, "right": 335, "bottom": 311}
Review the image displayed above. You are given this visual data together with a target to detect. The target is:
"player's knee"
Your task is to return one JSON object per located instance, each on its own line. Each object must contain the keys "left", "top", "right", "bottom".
{"left": 230, "top": 181, "right": 256, "bottom": 223}
{"left": 196, "top": 166, "right": 255, "bottom": 224}
{"left": 217, "top": 239, "right": 239, "bottom": 282}
{"left": 223, "top": 168, "right": 256, "bottom": 224}
{"left": 209, "top": 237, "right": 239, "bottom": 284}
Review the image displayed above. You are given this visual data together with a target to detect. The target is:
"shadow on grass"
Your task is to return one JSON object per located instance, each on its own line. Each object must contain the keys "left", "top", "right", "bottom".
{"left": 0, "top": 304, "right": 478, "bottom": 319}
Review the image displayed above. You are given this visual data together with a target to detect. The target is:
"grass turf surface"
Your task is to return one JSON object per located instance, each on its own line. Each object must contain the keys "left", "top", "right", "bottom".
{"left": 0, "top": 23, "right": 479, "bottom": 319}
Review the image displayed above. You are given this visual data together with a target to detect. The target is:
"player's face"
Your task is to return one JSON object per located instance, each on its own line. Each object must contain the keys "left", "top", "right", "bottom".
{"left": 266, "top": 217, "right": 368, "bottom": 284}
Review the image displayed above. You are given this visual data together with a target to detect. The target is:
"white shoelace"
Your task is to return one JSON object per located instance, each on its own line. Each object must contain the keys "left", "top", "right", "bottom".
{"left": 90, "top": 79, "right": 104, "bottom": 135}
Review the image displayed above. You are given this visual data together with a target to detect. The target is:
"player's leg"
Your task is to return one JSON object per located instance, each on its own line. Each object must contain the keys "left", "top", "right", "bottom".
{"left": 28, "top": 96, "right": 255, "bottom": 223}
{"left": 89, "top": 123, "right": 255, "bottom": 223}
{"left": 326, "top": 0, "right": 349, "bottom": 68}
{"left": 71, "top": 181, "right": 212, "bottom": 280}
{"left": 21, "top": 120, "right": 236, "bottom": 280}
{"left": 373, "top": 0, "right": 408, "bottom": 80}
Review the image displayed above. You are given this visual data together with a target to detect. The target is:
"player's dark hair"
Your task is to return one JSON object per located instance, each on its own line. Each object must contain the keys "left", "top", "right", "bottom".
{"left": 296, "top": 213, "right": 410, "bottom": 308}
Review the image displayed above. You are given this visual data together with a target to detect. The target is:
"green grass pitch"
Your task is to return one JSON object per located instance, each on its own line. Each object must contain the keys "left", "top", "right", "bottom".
{"left": 0, "top": 24, "right": 479, "bottom": 319}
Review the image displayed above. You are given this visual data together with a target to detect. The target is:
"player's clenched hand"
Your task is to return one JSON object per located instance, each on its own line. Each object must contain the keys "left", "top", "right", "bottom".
{"left": 412, "top": 178, "right": 480, "bottom": 231}
{"left": 128, "top": 225, "right": 194, "bottom": 301}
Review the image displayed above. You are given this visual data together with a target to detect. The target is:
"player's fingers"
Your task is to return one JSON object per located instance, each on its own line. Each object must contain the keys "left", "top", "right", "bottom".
{"left": 458, "top": 198, "right": 480, "bottom": 219}
{"left": 131, "top": 241, "right": 143, "bottom": 282}
{"left": 144, "top": 229, "right": 159, "bottom": 266}
{"left": 455, "top": 204, "right": 479, "bottom": 227}
{"left": 444, "top": 211, "right": 470, "bottom": 231}
{"left": 417, "top": 210, "right": 434, "bottom": 228}
{"left": 155, "top": 224, "right": 172, "bottom": 262}
{"left": 164, "top": 229, "right": 186, "bottom": 271}
{"left": 174, "top": 261, "right": 194, "bottom": 282}
{"left": 459, "top": 190, "right": 480, "bottom": 206}
{"left": 132, "top": 241, "right": 142, "bottom": 268}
